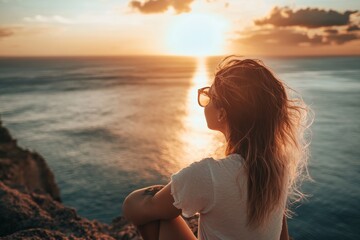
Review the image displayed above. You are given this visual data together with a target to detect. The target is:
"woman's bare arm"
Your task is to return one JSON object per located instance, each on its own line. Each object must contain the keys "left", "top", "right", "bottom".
{"left": 122, "top": 183, "right": 182, "bottom": 226}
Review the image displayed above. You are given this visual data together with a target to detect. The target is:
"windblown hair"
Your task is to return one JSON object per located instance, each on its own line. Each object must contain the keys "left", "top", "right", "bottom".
{"left": 212, "top": 56, "right": 313, "bottom": 228}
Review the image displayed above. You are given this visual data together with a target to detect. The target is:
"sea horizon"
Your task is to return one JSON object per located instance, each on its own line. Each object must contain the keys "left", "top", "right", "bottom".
{"left": 1, "top": 53, "right": 360, "bottom": 58}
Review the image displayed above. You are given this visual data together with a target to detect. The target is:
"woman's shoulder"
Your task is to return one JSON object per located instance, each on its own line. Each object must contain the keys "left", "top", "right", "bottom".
{"left": 180, "top": 153, "right": 244, "bottom": 174}
{"left": 171, "top": 158, "right": 214, "bottom": 187}
{"left": 216, "top": 153, "right": 245, "bottom": 166}
{"left": 185, "top": 157, "right": 215, "bottom": 171}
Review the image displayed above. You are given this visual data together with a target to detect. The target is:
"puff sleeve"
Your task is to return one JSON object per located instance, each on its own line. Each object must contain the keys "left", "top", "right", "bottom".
{"left": 170, "top": 158, "right": 215, "bottom": 218}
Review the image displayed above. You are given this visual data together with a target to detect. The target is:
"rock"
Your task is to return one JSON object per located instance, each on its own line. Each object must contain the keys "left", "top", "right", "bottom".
{"left": 0, "top": 119, "right": 61, "bottom": 201}
{"left": 0, "top": 119, "right": 13, "bottom": 144}
{"left": 2, "top": 229, "right": 68, "bottom": 240}
{"left": 0, "top": 118, "right": 198, "bottom": 239}
{"left": 0, "top": 180, "right": 198, "bottom": 239}
{"left": 0, "top": 181, "right": 144, "bottom": 239}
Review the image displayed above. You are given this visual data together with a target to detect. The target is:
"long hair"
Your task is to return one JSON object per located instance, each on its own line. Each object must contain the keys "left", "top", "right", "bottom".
{"left": 212, "top": 56, "right": 313, "bottom": 228}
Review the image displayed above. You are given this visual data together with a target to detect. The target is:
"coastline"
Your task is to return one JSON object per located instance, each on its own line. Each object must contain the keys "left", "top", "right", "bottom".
{"left": 0, "top": 117, "right": 198, "bottom": 239}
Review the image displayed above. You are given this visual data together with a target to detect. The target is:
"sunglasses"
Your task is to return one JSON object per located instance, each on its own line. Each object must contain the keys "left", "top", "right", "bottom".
{"left": 198, "top": 87, "right": 211, "bottom": 107}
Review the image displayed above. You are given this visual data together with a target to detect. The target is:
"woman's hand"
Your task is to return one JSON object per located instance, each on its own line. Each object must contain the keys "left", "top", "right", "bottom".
{"left": 122, "top": 183, "right": 182, "bottom": 226}
{"left": 143, "top": 185, "right": 164, "bottom": 196}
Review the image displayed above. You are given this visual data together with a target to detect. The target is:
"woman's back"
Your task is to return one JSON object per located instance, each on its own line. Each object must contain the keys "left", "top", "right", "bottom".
{"left": 171, "top": 153, "right": 287, "bottom": 240}
{"left": 124, "top": 56, "right": 311, "bottom": 240}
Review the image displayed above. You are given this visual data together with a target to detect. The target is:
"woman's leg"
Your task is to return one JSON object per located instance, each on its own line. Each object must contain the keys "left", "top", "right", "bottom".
{"left": 159, "top": 216, "right": 197, "bottom": 240}
{"left": 138, "top": 216, "right": 197, "bottom": 240}
{"left": 137, "top": 220, "right": 160, "bottom": 240}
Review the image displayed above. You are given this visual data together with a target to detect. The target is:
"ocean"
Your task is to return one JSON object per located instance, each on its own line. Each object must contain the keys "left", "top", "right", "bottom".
{"left": 0, "top": 56, "right": 359, "bottom": 239}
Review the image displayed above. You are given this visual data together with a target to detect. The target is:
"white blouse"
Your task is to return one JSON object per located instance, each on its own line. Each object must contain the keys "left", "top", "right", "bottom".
{"left": 170, "top": 153, "right": 286, "bottom": 240}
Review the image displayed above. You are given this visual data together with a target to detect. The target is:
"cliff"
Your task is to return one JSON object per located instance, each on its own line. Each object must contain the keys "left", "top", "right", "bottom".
{"left": 0, "top": 118, "right": 198, "bottom": 239}
{"left": 0, "top": 119, "right": 60, "bottom": 201}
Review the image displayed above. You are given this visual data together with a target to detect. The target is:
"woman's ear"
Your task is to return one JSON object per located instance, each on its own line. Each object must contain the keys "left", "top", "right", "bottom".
{"left": 217, "top": 108, "right": 227, "bottom": 122}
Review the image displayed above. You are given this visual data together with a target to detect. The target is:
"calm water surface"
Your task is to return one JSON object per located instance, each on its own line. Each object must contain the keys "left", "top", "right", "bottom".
{"left": 0, "top": 56, "right": 359, "bottom": 239}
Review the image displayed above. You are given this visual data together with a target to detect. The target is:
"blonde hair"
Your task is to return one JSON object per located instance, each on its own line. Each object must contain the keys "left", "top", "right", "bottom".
{"left": 212, "top": 55, "right": 313, "bottom": 228}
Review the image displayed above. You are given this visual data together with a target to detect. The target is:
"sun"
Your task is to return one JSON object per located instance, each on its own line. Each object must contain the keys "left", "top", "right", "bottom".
{"left": 166, "top": 13, "right": 228, "bottom": 57}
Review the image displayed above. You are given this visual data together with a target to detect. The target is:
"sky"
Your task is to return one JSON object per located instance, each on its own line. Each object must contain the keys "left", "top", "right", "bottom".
{"left": 0, "top": 0, "right": 359, "bottom": 56}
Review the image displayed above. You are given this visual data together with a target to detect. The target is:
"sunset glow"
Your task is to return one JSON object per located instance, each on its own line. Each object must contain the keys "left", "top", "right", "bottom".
{"left": 0, "top": 1, "right": 358, "bottom": 56}
{"left": 166, "top": 13, "right": 228, "bottom": 56}
{"left": 180, "top": 57, "right": 225, "bottom": 165}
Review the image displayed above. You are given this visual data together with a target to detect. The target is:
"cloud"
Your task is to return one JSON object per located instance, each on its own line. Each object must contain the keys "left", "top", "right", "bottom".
{"left": 233, "top": 6, "right": 360, "bottom": 49}
{"left": 347, "top": 25, "right": 360, "bottom": 32}
{"left": 255, "top": 7, "right": 357, "bottom": 28}
{"left": 237, "top": 28, "right": 324, "bottom": 46}
{"left": 324, "top": 29, "right": 338, "bottom": 34}
{"left": 23, "top": 14, "right": 127, "bottom": 25}
{"left": 0, "top": 24, "right": 55, "bottom": 41}
{"left": 24, "top": 15, "right": 74, "bottom": 24}
{"left": 326, "top": 32, "right": 358, "bottom": 44}
{"left": 0, "top": 27, "right": 14, "bottom": 39}
{"left": 129, "top": 0, "right": 194, "bottom": 14}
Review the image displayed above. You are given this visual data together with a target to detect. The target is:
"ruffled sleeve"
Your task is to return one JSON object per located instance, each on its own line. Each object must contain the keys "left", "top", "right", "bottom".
{"left": 170, "top": 158, "right": 215, "bottom": 218}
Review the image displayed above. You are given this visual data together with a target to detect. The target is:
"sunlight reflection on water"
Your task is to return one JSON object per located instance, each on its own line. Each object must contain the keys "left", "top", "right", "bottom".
{"left": 179, "top": 57, "right": 225, "bottom": 168}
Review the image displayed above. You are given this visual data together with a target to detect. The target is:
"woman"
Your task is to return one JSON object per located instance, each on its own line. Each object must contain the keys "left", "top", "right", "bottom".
{"left": 122, "top": 56, "right": 312, "bottom": 240}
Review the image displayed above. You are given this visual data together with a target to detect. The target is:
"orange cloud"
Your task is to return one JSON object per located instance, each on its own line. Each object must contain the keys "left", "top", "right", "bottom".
{"left": 347, "top": 25, "right": 360, "bottom": 32}
{"left": 129, "top": 0, "right": 194, "bottom": 14}
{"left": 0, "top": 24, "right": 56, "bottom": 42}
{"left": 0, "top": 27, "right": 15, "bottom": 39}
